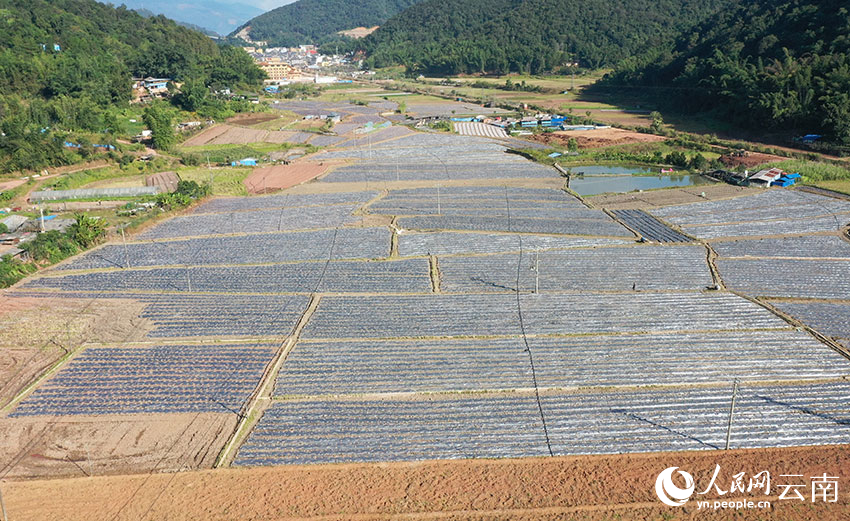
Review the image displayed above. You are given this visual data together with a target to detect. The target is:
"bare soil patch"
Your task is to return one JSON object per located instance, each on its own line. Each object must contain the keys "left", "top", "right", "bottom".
{"left": 244, "top": 162, "right": 337, "bottom": 194}
{"left": 588, "top": 184, "right": 760, "bottom": 210}
{"left": 0, "top": 296, "right": 150, "bottom": 407}
{"left": 181, "top": 125, "right": 231, "bottom": 147}
{"left": 0, "top": 412, "right": 234, "bottom": 480}
{"left": 534, "top": 128, "right": 667, "bottom": 149}
{"left": 226, "top": 113, "right": 280, "bottom": 127}
{"left": 5, "top": 444, "right": 848, "bottom": 520}
{"left": 720, "top": 151, "right": 787, "bottom": 169}
{"left": 183, "top": 124, "right": 308, "bottom": 146}
{"left": 145, "top": 171, "right": 179, "bottom": 193}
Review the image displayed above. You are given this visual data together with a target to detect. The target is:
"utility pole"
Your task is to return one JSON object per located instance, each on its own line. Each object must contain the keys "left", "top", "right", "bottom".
{"left": 207, "top": 153, "right": 213, "bottom": 186}
{"left": 39, "top": 206, "right": 45, "bottom": 233}
{"left": 120, "top": 225, "right": 129, "bottom": 268}
{"left": 724, "top": 379, "right": 739, "bottom": 450}
{"left": 532, "top": 251, "right": 540, "bottom": 293}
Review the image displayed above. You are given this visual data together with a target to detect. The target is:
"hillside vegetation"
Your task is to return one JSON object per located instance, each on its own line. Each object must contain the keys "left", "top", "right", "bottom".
{"left": 607, "top": 0, "right": 850, "bottom": 146}
{"left": 360, "top": 0, "right": 735, "bottom": 74}
{"left": 232, "top": 0, "right": 425, "bottom": 47}
{"left": 0, "top": 0, "right": 264, "bottom": 173}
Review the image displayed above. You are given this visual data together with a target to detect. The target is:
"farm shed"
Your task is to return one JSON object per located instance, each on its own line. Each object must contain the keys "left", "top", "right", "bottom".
{"left": 1, "top": 214, "right": 28, "bottom": 233}
{"left": 748, "top": 167, "right": 784, "bottom": 186}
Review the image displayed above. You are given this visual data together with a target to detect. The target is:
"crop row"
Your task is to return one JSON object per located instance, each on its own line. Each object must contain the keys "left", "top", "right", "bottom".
{"left": 58, "top": 228, "right": 391, "bottom": 271}
{"left": 234, "top": 396, "right": 549, "bottom": 465}
{"left": 651, "top": 190, "right": 838, "bottom": 219}
{"left": 683, "top": 214, "right": 845, "bottom": 240}
{"left": 11, "top": 343, "right": 277, "bottom": 416}
{"left": 300, "top": 292, "right": 789, "bottom": 340}
{"left": 397, "top": 215, "right": 633, "bottom": 237}
{"left": 717, "top": 258, "right": 850, "bottom": 299}
{"left": 235, "top": 381, "right": 850, "bottom": 465}
{"left": 375, "top": 206, "right": 605, "bottom": 220}
{"left": 276, "top": 330, "right": 846, "bottom": 396}
{"left": 769, "top": 300, "right": 850, "bottom": 341}
{"left": 661, "top": 200, "right": 850, "bottom": 228}
{"left": 135, "top": 293, "right": 311, "bottom": 338}
{"left": 712, "top": 235, "right": 850, "bottom": 259}
{"left": 437, "top": 245, "right": 713, "bottom": 293}
{"left": 610, "top": 210, "right": 693, "bottom": 243}
{"left": 322, "top": 163, "right": 555, "bottom": 183}
{"left": 139, "top": 204, "right": 362, "bottom": 240}
{"left": 29, "top": 258, "right": 432, "bottom": 294}
{"left": 398, "top": 232, "right": 630, "bottom": 256}
{"left": 190, "top": 191, "right": 379, "bottom": 215}
{"left": 379, "top": 186, "right": 581, "bottom": 202}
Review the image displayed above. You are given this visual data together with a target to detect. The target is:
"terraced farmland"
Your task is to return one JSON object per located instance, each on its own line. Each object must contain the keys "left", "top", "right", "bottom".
{"left": 398, "top": 215, "right": 633, "bottom": 237}
{"left": 138, "top": 204, "right": 362, "bottom": 239}
{"left": 11, "top": 343, "right": 277, "bottom": 416}
{"left": 610, "top": 209, "right": 693, "bottom": 243}
{"left": 235, "top": 396, "right": 549, "bottom": 466}
{"left": 136, "top": 293, "right": 311, "bottom": 338}
{"left": 28, "top": 258, "right": 431, "bottom": 294}
{"left": 5, "top": 123, "right": 850, "bottom": 484}
{"left": 58, "top": 228, "right": 391, "bottom": 270}
{"left": 398, "top": 232, "right": 630, "bottom": 256}
{"left": 437, "top": 246, "right": 712, "bottom": 292}
{"left": 712, "top": 235, "right": 850, "bottom": 259}
{"left": 301, "top": 293, "right": 789, "bottom": 340}
{"left": 717, "top": 258, "right": 850, "bottom": 299}
{"left": 276, "top": 330, "right": 847, "bottom": 396}
{"left": 650, "top": 189, "right": 850, "bottom": 239}
{"left": 236, "top": 381, "right": 850, "bottom": 465}
{"left": 770, "top": 300, "right": 850, "bottom": 345}
{"left": 190, "top": 191, "right": 379, "bottom": 214}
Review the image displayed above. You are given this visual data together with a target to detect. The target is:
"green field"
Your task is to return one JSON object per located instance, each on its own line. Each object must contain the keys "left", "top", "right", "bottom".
{"left": 178, "top": 167, "right": 252, "bottom": 196}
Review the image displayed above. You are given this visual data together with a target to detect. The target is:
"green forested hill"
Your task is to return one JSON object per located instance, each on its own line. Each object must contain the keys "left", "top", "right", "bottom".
{"left": 232, "top": 0, "right": 425, "bottom": 47}
{"left": 608, "top": 0, "right": 850, "bottom": 144}
{"left": 360, "top": 0, "right": 735, "bottom": 74}
{"left": 0, "top": 0, "right": 264, "bottom": 172}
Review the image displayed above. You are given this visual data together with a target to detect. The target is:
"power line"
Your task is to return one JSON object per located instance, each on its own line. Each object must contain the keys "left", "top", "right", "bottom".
{"left": 505, "top": 187, "right": 554, "bottom": 456}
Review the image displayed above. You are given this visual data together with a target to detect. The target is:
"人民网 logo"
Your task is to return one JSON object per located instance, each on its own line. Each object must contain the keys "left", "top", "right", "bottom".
{"left": 655, "top": 467, "right": 696, "bottom": 507}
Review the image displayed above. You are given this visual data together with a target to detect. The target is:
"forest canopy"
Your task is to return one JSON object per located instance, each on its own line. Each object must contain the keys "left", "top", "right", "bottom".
{"left": 358, "top": 0, "right": 735, "bottom": 75}
{"left": 605, "top": 0, "right": 850, "bottom": 145}
{"left": 0, "top": 0, "right": 264, "bottom": 172}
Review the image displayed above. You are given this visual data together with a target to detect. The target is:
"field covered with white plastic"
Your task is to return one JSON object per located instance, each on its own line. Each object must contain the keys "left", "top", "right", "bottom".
{"left": 6, "top": 125, "right": 849, "bottom": 475}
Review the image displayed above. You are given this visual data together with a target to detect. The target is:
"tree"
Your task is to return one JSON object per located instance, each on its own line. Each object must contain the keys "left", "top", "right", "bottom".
{"left": 143, "top": 103, "right": 176, "bottom": 151}
{"left": 650, "top": 111, "right": 664, "bottom": 133}
{"left": 68, "top": 213, "right": 107, "bottom": 248}
{"left": 173, "top": 79, "right": 207, "bottom": 112}
{"left": 567, "top": 137, "right": 579, "bottom": 152}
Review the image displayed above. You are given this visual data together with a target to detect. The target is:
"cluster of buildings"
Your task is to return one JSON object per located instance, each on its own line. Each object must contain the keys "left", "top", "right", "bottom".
{"left": 0, "top": 213, "right": 73, "bottom": 259}
{"left": 246, "top": 46, "right": 350, "bottom": 85}
{"left": 130, "top": 77, "right": 174, "bottom": 103}
{"left": 448, "top": 113, "right": 605, "bottom": 135}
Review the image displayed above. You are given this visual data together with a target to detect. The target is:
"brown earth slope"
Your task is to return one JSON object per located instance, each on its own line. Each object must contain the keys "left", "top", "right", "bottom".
{"left": 4, "top": 445, "right": 849, "bottom": 520}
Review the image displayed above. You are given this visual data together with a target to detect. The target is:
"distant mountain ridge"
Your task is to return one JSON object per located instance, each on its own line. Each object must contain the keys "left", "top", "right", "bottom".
{"left": 105, "top": 0, "right": 265, "bottom": 36}
{"left": 231, "top": 0, "right": 425, "bottom": 47}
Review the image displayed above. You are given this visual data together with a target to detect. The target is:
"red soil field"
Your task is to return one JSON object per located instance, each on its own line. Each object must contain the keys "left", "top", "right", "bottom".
{"left": 244, "top": 162, "right": 340, "bottom": 194}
